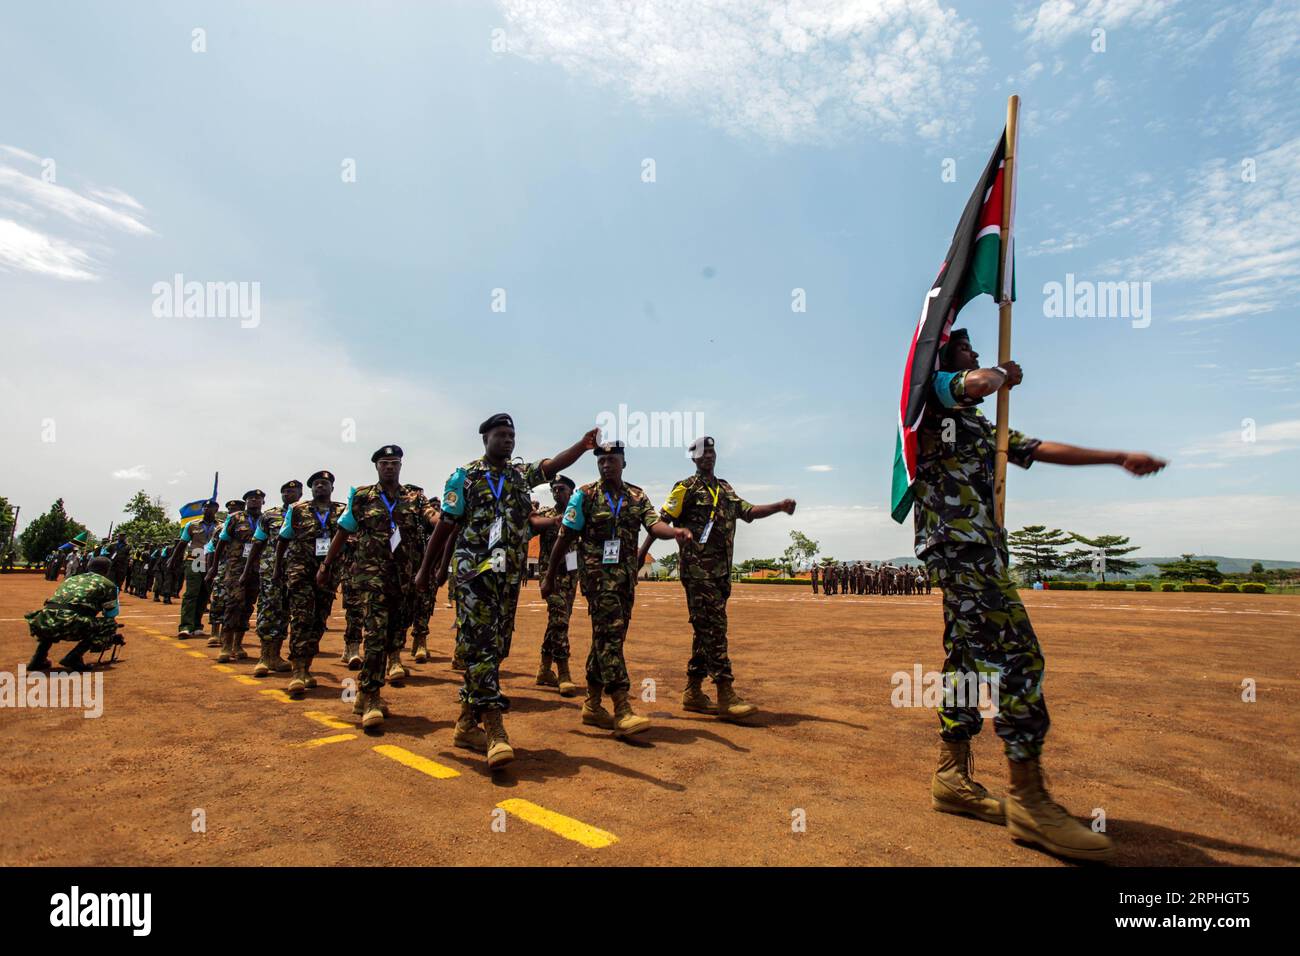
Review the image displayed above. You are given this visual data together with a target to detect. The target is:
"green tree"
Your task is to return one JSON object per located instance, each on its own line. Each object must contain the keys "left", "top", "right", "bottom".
{"left": 1064, "top": 533, "right": 1142, "bottom": 582}
{"left": 656, "top": 552, "right": 680, "bottom": 579}
{"left": 17, "top": 498, "right": 92, "bottom": 562}
{"left": 0, "top": 496, "right": 16, "bottom": 553}
{"left": 1007, "top": 525, "right": 1072, "bottom": 582}
{"left": 1156, "top": 554, "right": 1224, "bottom": 585}
{"left": 114, "top": 491, "right": 181, "bottom": 547}
{"left": 737, "top": 557, "right": 780, "bottom": 575}
{"left": 782, "top": 530, "right": 820, "bottom": 573}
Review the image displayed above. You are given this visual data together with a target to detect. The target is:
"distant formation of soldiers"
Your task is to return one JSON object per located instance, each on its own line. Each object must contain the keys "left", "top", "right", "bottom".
{"left": 811, "top": 561, "right": 931, "bottom": 596}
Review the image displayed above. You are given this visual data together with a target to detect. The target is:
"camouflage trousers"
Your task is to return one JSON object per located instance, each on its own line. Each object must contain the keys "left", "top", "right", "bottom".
{"left": 222, "top": 571, "right": 257, "bottom": 634}
{"left": 683, "top": 573, "right": 733, "bottom": 682}
{"left": 409, "top": 577, "right": 434, "bottom": 644}
{"left": 286, "top": 569, "right": 331, "bottom": 662}
{"left": 179, "top": 567, "right": 210, "bottom": 633}
{"left": 583, "top": 582, "right": 635, "bottom": 694}
{"left": 209, "top": 569, "right": 229, "bottom": 626}
{"left": 926, "top": 543, "right": 1049, "bottom": 762}
{"left": 341, "top": 578, "right": 363, "bottom": 648}
{"left": 542, "top": 569, "right": 577, "bottom": 661}
{"left": 453, "top": 566, "right": 521, "bottom": 712}
{"left": 26, "top": 609, "right": 117, "bottom": 650}
{"left": 356, "top": 582, "right": 412, "bottom": 695}
{"left": 256, "top": 571, "right": 288, "bottom": 642}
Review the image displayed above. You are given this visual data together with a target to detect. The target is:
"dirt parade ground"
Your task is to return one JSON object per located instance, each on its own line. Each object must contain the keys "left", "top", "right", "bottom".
{"left": 1, "top": 575, "right": 1296, "bottom": 868}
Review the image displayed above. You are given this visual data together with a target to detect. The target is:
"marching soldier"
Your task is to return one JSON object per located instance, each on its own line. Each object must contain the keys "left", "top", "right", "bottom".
{"left": 243, "top": 481, "right": 302, "bottom": 677}
{"left": 543, "top": 440, "right": 690, "bottom": 740}
{"left": 418, "top": 416, "right": 597, "bottom": 769}
{"left": 404, "top": 487, "right": 438, "bottom": 668}
{"left": 318, "top": 446, "right": 438, "bottom": 730}
{"left": 916, "top": 328, "right": 1165, "bottom": 862}
{"left": 642, "top": 435, "right": 795, "bottom": 719}
{"left": 207, "top": 490, "right": 265, "bottom": 663}
{"left": 534, "top": 475, "right": 580, "bottom": 697}
{"left": 273, "top": 471, "right": 345, "bottom": 697}
{"left": 204, "top": 500, "right": 245, "bottom": 648}
{"left": 169, "top": 499, "right": 220, "bottom": 638}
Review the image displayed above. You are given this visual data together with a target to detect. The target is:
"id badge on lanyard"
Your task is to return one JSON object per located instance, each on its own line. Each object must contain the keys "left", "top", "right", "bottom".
{"left": 602, "top": 491, "right": 625, "bottom": 565}
{"left": 316, "top": 537, "right": 330, "bottom": 557}
{"left": 602, "top": 539, "right": 621, "bottom": 564}
{"left": 379, "top": 491, "right": 400, "bottom": 552}
{"left": 699, "top": 483, "right": 720, "bottom": 544}
{"left": 486, "top": 471, "right": 506, "bottom": 549}
{"left": 565, "top": 549, "right": 578, "bottom": 572}
{"left": 313, "top": 508, "right": 331, "bottom": 558}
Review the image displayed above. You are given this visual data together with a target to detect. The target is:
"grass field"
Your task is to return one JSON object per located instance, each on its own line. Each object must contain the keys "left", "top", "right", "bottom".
{"left": 1, "top": 575, "right": 1296, "bottom": 867}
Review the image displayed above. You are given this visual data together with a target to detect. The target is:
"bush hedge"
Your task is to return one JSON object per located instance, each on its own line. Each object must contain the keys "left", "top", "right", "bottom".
{"left": 1217, "top": 583, "right": 1240, "bottom": 593}
{"left": 1045, "top": 581, "right": 1089, "bottom": 590}
{"left": 1134, "top": 583, "right": 1151, "bottom": 591}
{"left": 1181, "top": 583, "right": 1218, "bottom": 592}
{"left": 738, "top": 577, "right": 808, "bottom": 586}
{"left": 1095, "top": 582, "right": 1128, "bottom": 591}
{"left": 1161, "top": 583, "right": 1178, "bottom": 591}
{"left": 1241, "top": 583, "right": 1266, "bottom": 594}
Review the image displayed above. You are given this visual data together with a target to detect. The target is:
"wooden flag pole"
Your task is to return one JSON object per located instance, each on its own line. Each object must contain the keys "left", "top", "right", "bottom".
{"left": 993, "top": 94, "right": 1020, "bottom": 529}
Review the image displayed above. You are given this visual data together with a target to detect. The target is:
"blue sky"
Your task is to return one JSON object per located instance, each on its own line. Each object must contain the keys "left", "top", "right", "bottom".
{"left": 2, "top": 0, "right": 1297, "bottom": 561}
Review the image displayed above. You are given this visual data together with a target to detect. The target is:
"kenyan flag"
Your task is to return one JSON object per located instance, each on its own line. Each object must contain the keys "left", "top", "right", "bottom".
{"left": 890, "top": 129, "right": 1016, "bottom": 523}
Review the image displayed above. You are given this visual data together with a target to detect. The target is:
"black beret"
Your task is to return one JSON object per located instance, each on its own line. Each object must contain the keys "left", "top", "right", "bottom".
{"left": 308, "top": 470, "right": 335, "bottom": 486}
{"left": 225, "top": 500, "right": 244, "bottom": 510}
{"left": 551, "top": 475, "right": 576, "bottom": 490}
{"left": 281, "top": 480, "right": 303, "bottom": 492}
{"left": 371, "top": 445, "right": 403, "bottom": 462}
{"left": 594, "top": 441, "right": 626, "bottom": 458}
{"left": 404, "top": 484, "right": 424, "bottom": 493}
{"left": 479, "top": 413, "right": 514, "bottom": 435}
{"left": 243, "top": 489, "right": 266, "bottom": 500}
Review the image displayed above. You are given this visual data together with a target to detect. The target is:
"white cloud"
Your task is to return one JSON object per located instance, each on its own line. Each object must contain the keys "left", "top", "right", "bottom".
{"left": 805, "top": 464, "right": 833, "bottom": 472}
{"left": 1178, "top": 418, "right": 1300, "bottom": 462}
{"left": 0, "top": 218, "right": 98, "bottom": 280}
{"left": 112, "top": 465, "right": 152, "bottom": 480}
{"left": 497, "top": 0, "right": 987, "bottom": 143}
{"left": 1016, "top": 0, "right": 1179, "bottom": 48}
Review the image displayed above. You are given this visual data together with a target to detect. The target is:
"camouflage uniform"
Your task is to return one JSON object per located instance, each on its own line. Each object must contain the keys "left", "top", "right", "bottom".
{"left": 915, "top": 367, "right": 1047, "bottom": 762}
{"left": 176, "top": 519, "right": 218, "bottom": 632}
{"left": 440, "top": 458, "right": 548, "bottom": 711}
{"left": 339, "top": 538, "right": 363, "bottom": 651}
{"left": 26, "top": 571, "right": 121, "bottom": 651}
{"left": 207, "top": 539, "right": 228, "bottom": 626}
{"left": 278, "top": 499, "right": 345, "bottom": 662}
{"left": 405, "top": 486, "right": 437, "bottom": 654}
{"left": 219, "top": 514, "right": 261, "bottom": 633}
{"left": 252, "top": 507, "right": 288, "bottom": 643}
{"left": 536, "top": 504, "right": 578, "bottom": 662}
{"left": 337, "top": 484, "right": 438, "bottom": 694}
{"left": 660, "top": 474, "right": 754, "bottom": 682}
{"left": 562, "top": 479, "right": 659, "bottom": 694}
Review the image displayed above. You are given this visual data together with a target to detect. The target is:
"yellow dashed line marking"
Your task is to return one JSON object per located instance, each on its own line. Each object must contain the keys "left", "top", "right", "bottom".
{"left": 372, "top": 745, "right": 460, "bottom": 779}
{"left": 304, "top": 711, "right": 352, "bottom": 730}
{"left": 186, "top": 651, "right": 207, "bottom": 659}
{"left": 259, "top": 689, "right": 291, "bottom": 703}
{"left": 212, "top": 664, "right": 235, "bottom": 673}
{"left": 298, "top": 733, "right": 357, "bottom": 748}
{"left": 233, "top": 675, "right": 261, "bottom": 686}
{"left": 496, "top": 798, "right": 618, "bottom": 849}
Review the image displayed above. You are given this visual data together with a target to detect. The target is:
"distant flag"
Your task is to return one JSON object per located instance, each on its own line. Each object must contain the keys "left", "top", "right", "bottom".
{"left": 890, "top": 128, "right": 1016, "bottom": 523}
{"left": 59, "top": 530, "right": 89, "bottom": 552}
{"left": 179, "top": 471, "right": 219, "bottom": 526}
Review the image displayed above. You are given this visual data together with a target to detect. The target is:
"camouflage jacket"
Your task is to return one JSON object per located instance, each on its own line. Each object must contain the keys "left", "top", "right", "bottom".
{"left": 338, "top": 483, "right": 438, "bottom": 586}
{"left": 25, "top": 571, "right": 120, "bottom": 645}
{"left": 254, "top": 507, "right": 286, "bottom": 577}
{"left": 562, "top": 479, "right": 658, "bottom": 591}
{"left": 218, "top": 511, "right": 263, "bottom": 582}
{"left": 276, "top": 499, "right": 345, "bottom": 581}
{"left": 178, "top": 519, "right": 219, "bottom": 572}
{"left": 536, "top": 505, "right": 578, "bottom": 579}
{"left": 441, "top": 457, "right": 548, "bottom": 585}
{"left": 914, "top": 369, "right": 1040, "bottom": 558}
{"left": 660, "top": 473, "right": 754, "bottom": 580}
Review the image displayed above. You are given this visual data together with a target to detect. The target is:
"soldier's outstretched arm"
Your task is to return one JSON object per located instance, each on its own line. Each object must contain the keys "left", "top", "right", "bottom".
{"left": 1033, "top": 442, "right": 1167, "bottom": 475}
{"left": 962, "top": 360, "right": 1023, "bottom": 399}
{"left": 747, "top": 499, "right": 797, "bottom": 520}
{"left": 539, "top": 427, "right": 600, "bottom": 480}
{"left": 416, "top": 519, "right": 455, "bottom": 591}
{"left": 649, "top": 521, "right": 692, "bottom": 544}
{"left": 540, "top": 527, "right": 573, "bottom": 599}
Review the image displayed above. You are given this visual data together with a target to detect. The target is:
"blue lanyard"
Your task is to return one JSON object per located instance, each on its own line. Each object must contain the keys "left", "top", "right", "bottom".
{"left": 246, "top": 516, "right": 257, "bottom": 536}
{"left": 604, "top": 492, "right": 624, "bottom": 522}
{"left": 486, "top": 472, "right": 506, "bottom": 513}
{"left": 378, "top": 492, "right": 397, "bottom": 531}
{"left": 313, "top": 508, "right": 330, "bottom": 533}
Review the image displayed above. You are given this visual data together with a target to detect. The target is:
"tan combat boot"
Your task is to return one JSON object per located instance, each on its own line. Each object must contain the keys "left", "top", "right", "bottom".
{"left": 451, "top": 646, "right": 467, "bottom": 672}
{"left": 609, "top": 688, "right": 651, "bottom": 737}
{"left": 715, "top": 678, "right": 757, "bottom": 719}
{"left": 386, "top": 652, "right": 407, "bottom": 684}
{"left": 412, "top": 634, "right": 429, "bottom": 664}
{"left": 682, "top": 675, "right": 713, "bottom": 713}
{"left": 216, "top": 631, "right": 234, "bottom": 663}
{"left": 253, "top": 640, "right": 274, "bottom": 678}
{"left": 352, "top": 690, "right": 391, "bottom": 718}
{"left": 344, "top": 641, "right": 362, "bottom": 670}
{"left": 286, "top": 662, "right": 308, "bottom": 698}
{"left": 1005, "top": 757, "right": 1114, "bottom": 862}
{"left": 207, "top": 622, "right": 222, "bottom": 648}
{"left": 930, "top": 739, "right": 1005, "bottom": 824}
{"left": 271, "top": 638, "right": 292, "bottom": 672}
{"left": 481, "top": 710, "right": 514, "bottom": 769}
{"left": 535, "top": 653, "right": 559, "bottom": 688}
{"left": 581, "top": 682, "right": 615, "bottom": 729}
{"left": 555, "top": 659, "right": 578, "bottom": 698}
{"left": 359, "top": 690, "right": 386, "bottom": 730}
{"left": 231, "top": 631, "right": 249, "bottom": 661}
{"left": 303, "top": 656, "right": 318, "bottom": 689}
{"left": 453, "top": 702, "right": 487, "bottom": 753}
